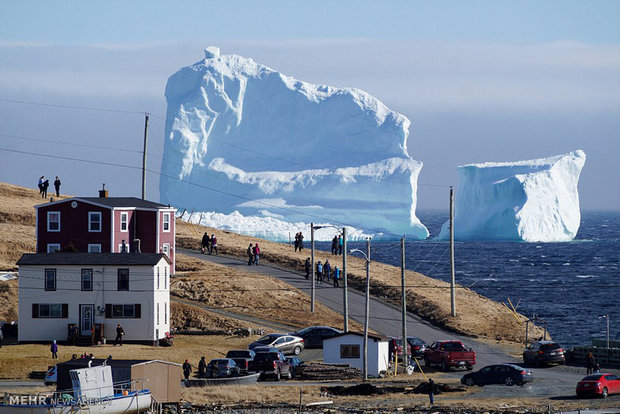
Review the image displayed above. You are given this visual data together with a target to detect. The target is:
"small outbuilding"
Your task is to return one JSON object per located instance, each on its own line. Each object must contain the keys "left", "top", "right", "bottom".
{"left": 322, "top": 331, "right": 389, "bottom": 377}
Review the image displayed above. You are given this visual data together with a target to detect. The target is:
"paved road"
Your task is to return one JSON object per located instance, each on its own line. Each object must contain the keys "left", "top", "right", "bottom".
{"left": 178, "top": 248, "right": 610, "bottom": 398}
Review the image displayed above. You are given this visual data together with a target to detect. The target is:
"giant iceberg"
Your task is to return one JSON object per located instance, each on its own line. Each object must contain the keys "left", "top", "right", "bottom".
{"left": 160, "top": 47, "right": 429, "bottom": 239}
{"left": 438, "top": 150, "right": 586, "bottom": 242}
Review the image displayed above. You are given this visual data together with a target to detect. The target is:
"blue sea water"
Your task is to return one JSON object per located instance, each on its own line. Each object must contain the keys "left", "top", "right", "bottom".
{"left": 317, "top": 211, "right": 619, "bottom": 349}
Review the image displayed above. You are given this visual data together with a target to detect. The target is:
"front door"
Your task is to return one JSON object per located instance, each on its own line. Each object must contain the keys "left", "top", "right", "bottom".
{"left": 80, "top": 304, "right": 94, "bottom": 336}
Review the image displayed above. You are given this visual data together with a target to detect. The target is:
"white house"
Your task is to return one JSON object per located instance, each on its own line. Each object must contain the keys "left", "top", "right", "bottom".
{"left": 323, "top": 332, "right": 389, "bottom": 377}
{"left": 17, "top": 252, "right": 170, "bottom": 343}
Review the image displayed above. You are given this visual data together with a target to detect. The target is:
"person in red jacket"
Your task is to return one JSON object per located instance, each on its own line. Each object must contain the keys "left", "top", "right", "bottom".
{"left": 253, "top": 243, "right": 260, "bottom": 265}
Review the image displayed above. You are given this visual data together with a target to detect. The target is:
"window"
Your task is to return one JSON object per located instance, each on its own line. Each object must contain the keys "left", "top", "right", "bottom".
{"left": 45, "top": 269, "right": 56, "bottom": 291}
{"left": 164, "top": 267, "right": 168, "bottom": 289}
{"left": 163, "top": 213, "right": 170, "bottom": 232}
{"left": 105, "top": 304, "right": 141, "bottom": 319}
{"left": 33, "top": 303, "right": 67, "bottom": 318}
{"left": 340, "top": 344, "right": 360, "bottom": 359}
{"left": 47, "top": 211, "right": 60, "bottom": 232}
{"left": 157, "top": 267, "right": 160, "bottom": 290}
{"left": 88, "top": 244, "right": 101, "bottom": 253}
{"left": 164, "top": 302, "right": 168, "bottom": 324}
{"left": 117, "top": 269, "right": 129, "bottom": 291}
{"left": 162, "top": 243, "right": 170, "bottom": 258}
{"left": 118, "top": 243, "right": 129, "bottom": 253}
{"left": 157, "top": 302, "right": 160, "bottom": 325}
{"left": 120, "top": 212, "right": 128, "bottom": 232}
{"left": 81, "top": 269, "right": 93, "bottom": 291}
{"left": 88, "top": 212, "right": 102, "bottom": 232}
{"left": 47, "top": 244, "right": 60, "bottom": 253}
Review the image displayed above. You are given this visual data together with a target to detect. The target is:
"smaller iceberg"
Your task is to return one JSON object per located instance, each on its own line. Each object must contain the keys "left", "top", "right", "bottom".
{"left": 438, "top": 150, "right": 586, "bottom": 242}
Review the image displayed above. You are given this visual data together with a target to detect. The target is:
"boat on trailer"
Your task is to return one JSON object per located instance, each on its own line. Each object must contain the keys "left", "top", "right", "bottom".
{"left": 0, "top": 364, "right": 152, "bottom": 413}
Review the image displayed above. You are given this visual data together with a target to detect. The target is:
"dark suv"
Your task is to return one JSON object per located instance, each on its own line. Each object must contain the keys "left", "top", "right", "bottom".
{"left": 523, "top": 340, "right": 565, "bottom": 367}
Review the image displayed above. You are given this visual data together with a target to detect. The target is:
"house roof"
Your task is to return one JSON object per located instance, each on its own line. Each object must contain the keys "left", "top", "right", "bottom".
{"left": 35, "top": 197, "right": 174, "bottom": 210}
{"left": 326, "top": 331, "right": 390, "bottom": 342}
{"left": 17, "top": 253, "right": 171, "bottom": 266}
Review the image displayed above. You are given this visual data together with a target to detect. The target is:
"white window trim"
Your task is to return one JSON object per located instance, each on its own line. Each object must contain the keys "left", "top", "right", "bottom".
{"left": 88, "top": 244, "right": 101, "bottom": 253}
{"left": 120, "top": 212, "right": 129, "bottom": 232}
{"left": 162, "top": 213, "right": 170, "bottom": 232}
{"left": 47, "top": 244, "right": 61, "bottom": 253}
{"left": 47, "top": 211, "right": 60, "bottom": 232}
{"left": 118, "top": 243, "right": 129, "bottom": 253}
{"left": 162, "top": 243, "right": 170, "bottom": 257}
{"left": 88, "top": 212, "right": 102, "bottom": 232}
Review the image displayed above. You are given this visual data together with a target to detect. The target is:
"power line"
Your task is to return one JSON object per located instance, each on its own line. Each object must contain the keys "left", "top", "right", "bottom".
{"left": 0, "top": 98, "right": 149, "bottom": 116}
{"left": 0, "top": 133, "right": 143, "bottom": 154}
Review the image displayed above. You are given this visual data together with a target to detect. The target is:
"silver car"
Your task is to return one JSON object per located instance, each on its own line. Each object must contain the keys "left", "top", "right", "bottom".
{"left": 249, "top": 333, "right": 305, "bottom": 355}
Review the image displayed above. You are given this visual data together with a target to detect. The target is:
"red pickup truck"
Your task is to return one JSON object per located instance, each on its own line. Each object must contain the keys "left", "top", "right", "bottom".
{"left": 423, "top": 340, "right": 476, "bottom": 371}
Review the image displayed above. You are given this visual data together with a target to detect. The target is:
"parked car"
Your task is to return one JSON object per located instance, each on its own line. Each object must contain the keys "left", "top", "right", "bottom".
{"left": 285, "top": 356, "right": 305, "bottom": 378}
{"left": 225, "top": 350, "right": 256, "bottom": 373}
{"left": 406, "top": 337, "right": 427, "bottom": 358}
{"left": 388, "top": 337, "right": 412, "bottom": 361}
{"left": 249, "top": 333, "right": 305, "bottom": 355}
{"left": 461, "top": 364, "right": 533, "bottom": 387}
{"left": 248, "top": 351, "right": 292, "bottom": 380}
{"left": 424, "top": 340, "right": 476, "bottom": 371}
{"left": 522, "top": 340, "right": 565, "bottom": 367}
{"left": 44, "top": 365, "right": 57, "bottom": 385}
{"left": 251, "top": 346, "right": 280, "bottom": 354}
{"left": 290, "top": 326, "right": 342, "bottom": 348}
{"left": 206, "top": 358, "right": 241, "bottom": 378}
{"left": 576, "top": 373, "right": 620, "bottom": 398}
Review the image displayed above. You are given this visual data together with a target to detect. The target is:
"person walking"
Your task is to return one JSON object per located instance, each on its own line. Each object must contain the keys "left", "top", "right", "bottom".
{"left": 333, "top": 266, "right": 340, "bottom": 287}
{"left": 337, "top": 235, "right": 343, "bottom": 255}
{"left": 587, "top": 351, "right": 596, "bottom": 375}
{"left": 210, "top": 234, "right": 218, "bottom": 255}
{"left": 247, "top": 244, "right": 254, "bottom": 265}
{"left": 183, "top": 359, "right": 192, "bottom": 380}
{"left": 331, "top": 236, "right": 338, "bottom": 255}
{"left": 201, "top": 232, "right": 210, "bottom": 254}
{"left": 428, "top": 378, "right": 435, "bottom": 405}
{"left": 53, "top": 176, "right": 61, "bottom": 197}
{"left": 316, "top": 261, "right": 323, "bottom": 283}
{"left": 304, "top": 257, "right": 311, "bottom": 280}
{"left": 198, "top": 356, "right": 207, "bottom": 378}
{"left": 324, "top": 260, "right": 331, "bottom": 282}
{"left": 114, "top": 323, "right": 125, "bottom": 346}
{"left": 253, "top": 243, "right": 260, "bottom": 265}
{"left": 51, "top": 340, "right": 58, "bottom": 359}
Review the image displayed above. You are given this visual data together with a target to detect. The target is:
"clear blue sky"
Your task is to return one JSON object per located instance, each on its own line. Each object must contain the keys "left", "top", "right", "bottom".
{"left": 0, "top": 0, "right": 619, "bottom": 211}
{"left": 2, "top": 0, "right": 619, "bottom": 45}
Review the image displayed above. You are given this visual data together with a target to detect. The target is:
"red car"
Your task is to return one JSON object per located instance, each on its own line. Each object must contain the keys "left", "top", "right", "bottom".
{"left": 576, "top": 373, "right": 620, "bottom": 398}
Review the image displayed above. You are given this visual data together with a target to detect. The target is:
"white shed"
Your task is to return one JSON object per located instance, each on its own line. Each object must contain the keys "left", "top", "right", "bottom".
{"left": 323, "top": 332, "right": 389, "bottom": 377}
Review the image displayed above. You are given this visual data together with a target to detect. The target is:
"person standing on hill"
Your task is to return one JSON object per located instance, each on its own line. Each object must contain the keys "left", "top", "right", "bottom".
{"left": 50, "top": 340, "right": 58, "bottom": 359}
{"left": 331, "top": 236, "right": 338, "bottom": 255}
{"left": 298, "top": 232, "right": 304, "bottom": 251}
{"left": 338, "top": 235, "right": 343, "bottom": 255}
{"left": 428, "top": 378, "right": 435, "bottom": 405}
{"left": 304, "top": 258, "right": 311, "bottom": 279}
{"left": 210, "top": 234, "right": 218, "bottom": 255}
{"left": 253, "top": 243, "right": 260, "bottom": 265}
{"left": 53, "top": 176, "right": 61, "bottom": 197}
{"left": 294, "top": 233, "right": 300, "bottom": 252}
{"left": 247, "top": 244, "right": 254, "bottom": 265}
{"left": 38, "top": 176, "right": 45, "bottom": 196}
{"left": 115, "top": 323, "right": 125, "bottom": 346}
{"left": 198, "top": 356, "right": 207, "bottom": 378}
{"left": 41, "top": 179, "right": 49, "bottom": 198}
{"left": 201, "top": 232, "right": 210, "bottom": 254}
{"left": 316, "top": 261, "right": 323, "bottom": 283}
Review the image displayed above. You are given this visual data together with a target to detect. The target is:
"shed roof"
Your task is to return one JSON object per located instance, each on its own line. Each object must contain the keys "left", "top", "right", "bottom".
{"left": 17, "top": 253, "right": 171, "bottom": 266}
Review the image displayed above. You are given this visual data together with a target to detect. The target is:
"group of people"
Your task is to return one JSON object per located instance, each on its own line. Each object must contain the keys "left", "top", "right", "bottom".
{"left": 200, "top": 232, "right": 218, "bottom": 255}
{"left": 331, "top": 235, "right": 344, "bottom": 255}
{"left": 38, "top": 176, "right": 61, "bottom": 198}
{"left": 183, "top": 358, "right": 212, "bottom": 380}
{"left": 304, "top": 258, "right": 341, "bottom": 287}
{"left": 247, "top": 243, "right": 260, "bottom": 265}
{"left": 294, "top": 232, "right": 304, "bottom": 251}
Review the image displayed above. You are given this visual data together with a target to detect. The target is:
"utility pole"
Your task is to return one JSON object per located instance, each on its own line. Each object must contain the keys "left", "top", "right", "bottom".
{"left": 310, "top": 223, "right": 315, "bottom": 313}
{"left": 400, "top": 237, "right": 408, "bottom": 366}
{"left": 450, "top": 186, "right": 456, "bottom": 317}
{"left": 363, "top": 237, "right": 371, "bottom": 381}
{"left": 343, "top": 227, "right": 348, "bottom": 332}
{"left": 141, "top": 112, "right": 149, "bottom": 200}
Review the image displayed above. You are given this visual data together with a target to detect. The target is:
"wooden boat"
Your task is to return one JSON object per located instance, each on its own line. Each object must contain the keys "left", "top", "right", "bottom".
{"left": 184, "top": 372, "right": 261, "bottom": 386}
{"left": 0, "top": 364, "right": 151, "bottom": 413}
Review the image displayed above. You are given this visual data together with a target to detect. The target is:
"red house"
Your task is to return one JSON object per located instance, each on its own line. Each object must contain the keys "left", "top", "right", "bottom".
{"left": 35, "top": 190, "right": 176, "bottom": 274}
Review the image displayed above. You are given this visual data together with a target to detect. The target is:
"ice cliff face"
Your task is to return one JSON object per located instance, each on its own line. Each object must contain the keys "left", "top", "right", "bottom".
{"left": 160, "top": 47, "right": 429, "bottom": 239}
{"left": 438, "top": 150, "right": 586, "bottom": 242}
